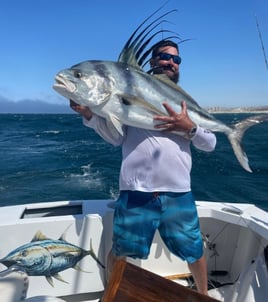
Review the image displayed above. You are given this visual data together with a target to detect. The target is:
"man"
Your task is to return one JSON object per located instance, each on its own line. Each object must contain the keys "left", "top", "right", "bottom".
{"left": 70, "top": 40, "right": 216, "bottom": 295}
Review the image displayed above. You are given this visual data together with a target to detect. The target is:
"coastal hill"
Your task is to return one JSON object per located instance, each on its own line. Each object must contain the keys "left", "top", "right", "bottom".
{"left": 207, "top": 106, "right": 268, "bottom": 114}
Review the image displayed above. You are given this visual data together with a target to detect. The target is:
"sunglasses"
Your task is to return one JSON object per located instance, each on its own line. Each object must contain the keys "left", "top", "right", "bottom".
{"left": 157, "top": 52, "right": 182, "bottom": 65}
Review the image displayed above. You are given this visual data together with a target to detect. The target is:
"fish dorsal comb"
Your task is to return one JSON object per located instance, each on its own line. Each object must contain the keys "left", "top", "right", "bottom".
{"left": 118, "top": 4, "right": 179, "bottom": 71}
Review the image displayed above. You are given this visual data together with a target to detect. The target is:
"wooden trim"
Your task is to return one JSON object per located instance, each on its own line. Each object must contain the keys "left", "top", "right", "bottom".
{"left": 102, "top": 259, "right": 221, "bottom": 302}
{"left": 165, "top": 273, "right": 192, "bottom": 280}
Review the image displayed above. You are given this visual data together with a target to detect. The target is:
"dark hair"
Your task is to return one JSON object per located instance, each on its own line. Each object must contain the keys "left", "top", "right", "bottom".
{"left": 151, "top": 40, "right": 179, "bottom": 58}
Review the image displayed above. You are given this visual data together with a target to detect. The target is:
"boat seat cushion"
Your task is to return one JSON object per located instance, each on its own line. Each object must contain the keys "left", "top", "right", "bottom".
{"left": 0, "top": 266, "right": 28, "bottom": 302}
{"left": 0, "top": 265, "right": 65, "bottom": 302}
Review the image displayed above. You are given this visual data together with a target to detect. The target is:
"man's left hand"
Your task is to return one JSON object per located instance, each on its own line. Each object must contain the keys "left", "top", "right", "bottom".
{"left": 154, "top": 101, "right": 196, "bottom": 133}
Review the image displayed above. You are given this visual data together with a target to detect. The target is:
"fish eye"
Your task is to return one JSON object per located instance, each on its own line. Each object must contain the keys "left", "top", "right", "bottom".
{"left": 21, "top": 250, "right": 28, "bottom": 257}
{"left": 74, "top": 70, "right": 82, "bottom": 78}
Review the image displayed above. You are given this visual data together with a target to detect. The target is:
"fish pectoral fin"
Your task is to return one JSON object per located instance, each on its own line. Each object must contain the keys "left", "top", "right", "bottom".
{"left": 153, "top": 74, "right": 184, "bottom": 93}
{"left": 46, "top": 276, "right": 54, "bottom": 287}
{"left": 107, "top": 114, "right": 124, "bottom": 136}
{"left": 53, "top": 273, "right": 69, "bottom": 284}
{"left": 120, "top": 94, "right": 166, "bottom": 116}
{"left": 153, "top": 75, "right": 200, "bottom": 106}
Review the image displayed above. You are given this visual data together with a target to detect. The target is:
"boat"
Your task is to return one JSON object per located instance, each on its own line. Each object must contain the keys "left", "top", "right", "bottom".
{"left": 0, "top": 199, "right": 268, "bottom": 301}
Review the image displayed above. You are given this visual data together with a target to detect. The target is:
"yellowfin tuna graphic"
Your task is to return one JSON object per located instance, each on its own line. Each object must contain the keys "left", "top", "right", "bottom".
{"left": 0, "top": 226, "right": 105, "bottom": 287}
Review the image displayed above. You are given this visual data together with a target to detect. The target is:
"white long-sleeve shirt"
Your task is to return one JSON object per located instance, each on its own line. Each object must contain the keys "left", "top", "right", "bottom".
{"left": 83, "top": 115, "right": 216, "bottom": 192}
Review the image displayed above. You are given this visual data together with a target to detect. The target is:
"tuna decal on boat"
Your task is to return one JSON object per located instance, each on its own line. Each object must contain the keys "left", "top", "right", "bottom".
{"left": 0, "top": 226, "right": 105, "bottom": 286}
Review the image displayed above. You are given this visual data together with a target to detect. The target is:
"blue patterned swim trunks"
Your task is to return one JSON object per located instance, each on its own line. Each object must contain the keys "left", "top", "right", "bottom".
{"left": 112, "top": 191, "right": 203, "bottom": 263}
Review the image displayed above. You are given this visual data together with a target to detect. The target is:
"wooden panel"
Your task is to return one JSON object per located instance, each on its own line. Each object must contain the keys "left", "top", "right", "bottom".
{"left": 102, "top": 259, "right": 220, "bottom": 302}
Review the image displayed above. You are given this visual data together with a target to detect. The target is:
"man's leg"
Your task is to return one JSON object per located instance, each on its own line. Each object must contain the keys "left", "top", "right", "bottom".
{"left": 188, "top": 255, "right": 208, "bottom": 295}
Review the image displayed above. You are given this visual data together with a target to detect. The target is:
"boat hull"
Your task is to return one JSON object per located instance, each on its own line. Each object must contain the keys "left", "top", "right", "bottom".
{"left": 0, "top": 199, "right": 268, "bottom": 301}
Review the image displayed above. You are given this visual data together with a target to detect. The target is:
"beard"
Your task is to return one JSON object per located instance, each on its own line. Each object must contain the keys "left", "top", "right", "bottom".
{"left": 153, "top": 65, "right": 180, "bottom": 83}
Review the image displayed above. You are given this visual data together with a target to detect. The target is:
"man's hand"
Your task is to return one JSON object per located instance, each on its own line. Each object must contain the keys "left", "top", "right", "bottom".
{"left": 154, "top": 101, "right": 196, "bottom": 133}
{"left": 69, "top": 100, "right": 93, "bottom": 121}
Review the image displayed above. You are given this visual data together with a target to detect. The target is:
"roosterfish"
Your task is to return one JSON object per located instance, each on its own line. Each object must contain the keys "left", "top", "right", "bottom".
{"left": 53, "top": 6, "right": 268, "bottom": 172}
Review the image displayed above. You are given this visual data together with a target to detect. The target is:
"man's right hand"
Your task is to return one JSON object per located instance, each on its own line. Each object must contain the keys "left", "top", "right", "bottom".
{"left": 69, "top": 100, "right": 93, "bottom": 121}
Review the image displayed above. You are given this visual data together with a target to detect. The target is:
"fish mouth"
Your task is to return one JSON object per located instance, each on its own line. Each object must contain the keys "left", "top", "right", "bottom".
{"left": 53, "top": 75, "right": 76, "bottom": 93}
{"left": 0, "top": 259, "right": 18, "bottom": 267}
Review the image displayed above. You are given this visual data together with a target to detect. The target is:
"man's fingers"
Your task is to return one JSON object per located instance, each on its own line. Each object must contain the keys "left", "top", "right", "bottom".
{"left": 162, "top": 102, "right": 177, "bottom": 116}
{"left": 181, "top": 101, "right": 187, "bottom": 114}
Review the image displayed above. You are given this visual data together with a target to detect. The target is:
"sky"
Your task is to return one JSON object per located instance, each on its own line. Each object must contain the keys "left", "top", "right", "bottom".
{"left": 0, "top": 0, "right": 267, "bottom": 113}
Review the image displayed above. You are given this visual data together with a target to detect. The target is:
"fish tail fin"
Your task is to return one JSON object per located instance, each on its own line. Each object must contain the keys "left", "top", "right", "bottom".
{"left": 227, "top": 130, "right": 251, "bottom": 173}
{"left": 89, "top": 239, "right": 105, "bottom": 269}
{"left": 227, "top": 114, "right": 268, "bottom": 173}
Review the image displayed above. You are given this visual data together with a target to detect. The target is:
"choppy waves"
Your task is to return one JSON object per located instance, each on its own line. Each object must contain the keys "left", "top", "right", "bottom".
{"left": 0, "top": 113, "right": 267, "bottom": 211}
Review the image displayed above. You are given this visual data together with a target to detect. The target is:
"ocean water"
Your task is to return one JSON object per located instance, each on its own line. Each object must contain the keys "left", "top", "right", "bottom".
{"left": 0, "top": 113, "right": 267, "bottom": 211}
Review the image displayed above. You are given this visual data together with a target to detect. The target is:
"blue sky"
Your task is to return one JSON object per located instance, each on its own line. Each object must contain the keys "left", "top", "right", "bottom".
{"left": 0, "top": 0, "right": 267, "bottom": 113}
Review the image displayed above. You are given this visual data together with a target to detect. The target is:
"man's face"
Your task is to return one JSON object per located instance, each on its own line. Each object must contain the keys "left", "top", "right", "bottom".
{"left": 150, "top": 46, "right": 180, "bottom": 83}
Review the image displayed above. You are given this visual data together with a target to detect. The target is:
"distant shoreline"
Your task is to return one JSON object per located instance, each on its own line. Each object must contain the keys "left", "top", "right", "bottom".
{"left": 0, "top": 107, "right": 267, "bottom": 115}
{"left": 210, "top": 111, "right": 268, "bottom": 114}
{"left": 207, "top": 107, "right": 268, "bottom": 114}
